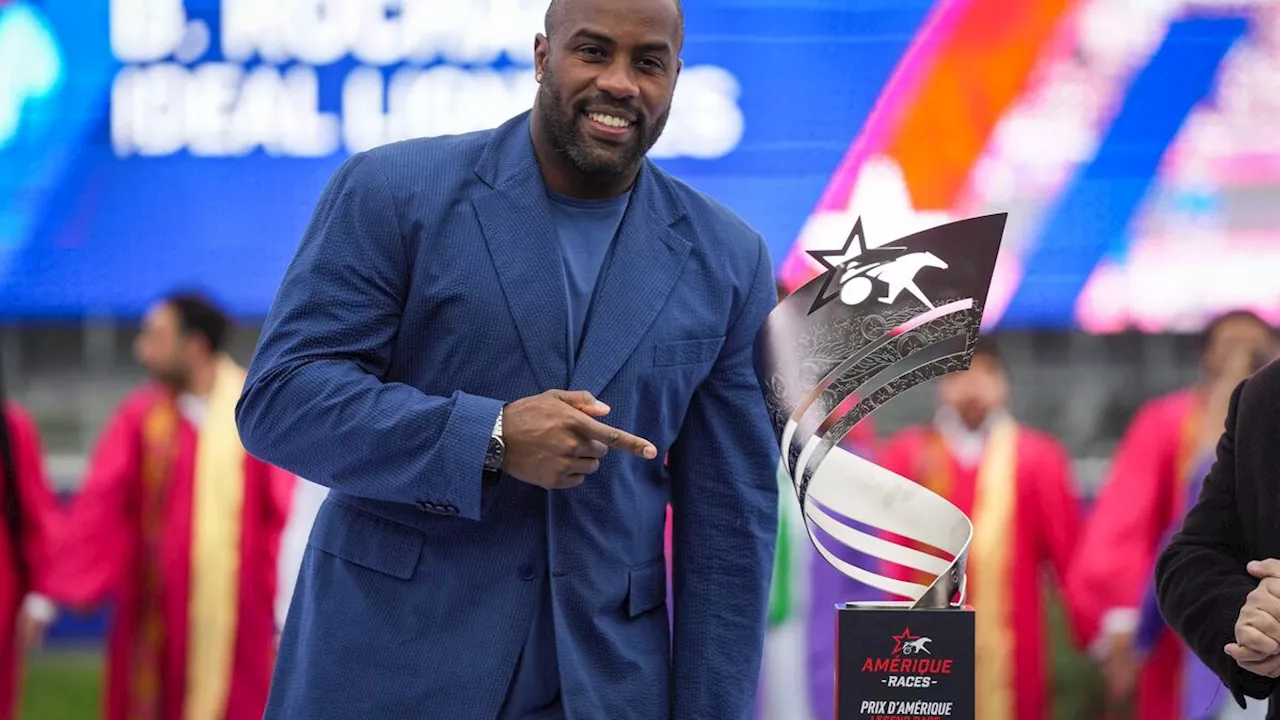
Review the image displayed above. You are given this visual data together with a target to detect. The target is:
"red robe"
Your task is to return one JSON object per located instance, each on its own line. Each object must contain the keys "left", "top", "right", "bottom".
{"left": 50, "top": 363, "right": 294, "bottom": 720}
{"left": 0, "top": 402, "right": 64, "bottom": 719}
{"left": 880, "top": 419, "right": 1083, "bottom": 720}
{"left": 1066, "top": 389, "right": 1199, "bottom": 720}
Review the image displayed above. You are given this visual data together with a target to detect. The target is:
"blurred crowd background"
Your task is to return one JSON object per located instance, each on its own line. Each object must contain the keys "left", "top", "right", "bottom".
{"left": 3, "top": 0, "right": 1279, "bottom": 718}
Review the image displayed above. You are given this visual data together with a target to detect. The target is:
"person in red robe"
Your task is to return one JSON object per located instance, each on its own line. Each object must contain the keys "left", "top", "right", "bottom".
{"left": 1067, "top": 310, "right": 1280, "bottom": 720}
{"left": 48, "top": 292, "right": 294, "bottom": 720}
{"left": 0, "top": 373, "right": 65, "bottom": 719}
{"left": 877, "top": 339, "right": 1084, "bottom": 720}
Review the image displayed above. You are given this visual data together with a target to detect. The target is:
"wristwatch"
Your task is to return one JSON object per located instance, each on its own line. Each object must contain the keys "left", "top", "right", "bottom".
{"left": 483, "top": 408, "right": 505, "bottom": 474}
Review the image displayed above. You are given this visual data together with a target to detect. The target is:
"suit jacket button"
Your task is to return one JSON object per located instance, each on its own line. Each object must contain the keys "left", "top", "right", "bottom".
{"left": 518, "top": 564, "right": 536, "bottom": 581}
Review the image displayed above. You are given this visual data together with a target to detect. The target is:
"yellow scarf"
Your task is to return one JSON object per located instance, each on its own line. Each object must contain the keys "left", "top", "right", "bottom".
{"left": 968, "top": 418, "right": 1017, "bottom": 720}
{"left": 920, "top": 417, "right": 1018, "bottom": 720}
{"left": 183, "top": 356, "right": 248, "bottom": 720}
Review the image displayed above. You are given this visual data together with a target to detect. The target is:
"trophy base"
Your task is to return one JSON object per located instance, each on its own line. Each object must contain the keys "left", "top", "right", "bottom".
{"left": 835, "top": 602, "right": 975, "bottom": 720}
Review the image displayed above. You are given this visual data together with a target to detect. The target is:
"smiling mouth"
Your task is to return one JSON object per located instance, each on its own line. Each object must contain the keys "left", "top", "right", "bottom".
{"left": 585, "top": 111, "right": 634, "bottom": 130}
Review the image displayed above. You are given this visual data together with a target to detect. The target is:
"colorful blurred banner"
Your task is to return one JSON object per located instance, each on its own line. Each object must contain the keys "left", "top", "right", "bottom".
{"left": 779, "top": 0, "right": 1280, "bottom": 333}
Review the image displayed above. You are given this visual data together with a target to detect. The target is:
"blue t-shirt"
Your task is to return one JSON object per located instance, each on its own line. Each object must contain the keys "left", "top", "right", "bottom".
{"left": 549, "top": 189, "right": 632, "bottom": 366}
{"left": 497, "top": 188, "right": 630, "bottom": 719}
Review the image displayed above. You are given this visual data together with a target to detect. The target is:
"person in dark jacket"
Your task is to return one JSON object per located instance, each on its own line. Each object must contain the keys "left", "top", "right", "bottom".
{"left": 1156, "top": 343, "right": 1280, "bottom": 716}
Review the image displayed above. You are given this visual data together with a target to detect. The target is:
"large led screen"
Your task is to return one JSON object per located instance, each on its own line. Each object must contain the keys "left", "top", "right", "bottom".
{"left": 2, "top": 0, "right": 1278, "bottom": 331}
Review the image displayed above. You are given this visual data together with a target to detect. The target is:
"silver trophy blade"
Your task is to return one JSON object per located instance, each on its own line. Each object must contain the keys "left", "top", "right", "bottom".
{"left": 754, "top": 214, "right": 1007, "bottom": 609}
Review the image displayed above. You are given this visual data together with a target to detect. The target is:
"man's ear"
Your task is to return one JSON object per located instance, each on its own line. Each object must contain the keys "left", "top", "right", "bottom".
{"left": 534, "top": 33, "right": 549, "bottom": 79}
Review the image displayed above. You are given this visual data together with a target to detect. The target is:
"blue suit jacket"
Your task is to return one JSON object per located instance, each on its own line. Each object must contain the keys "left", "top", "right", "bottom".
{"left": 236, "top": 112, "right": 780, "bottom": 719}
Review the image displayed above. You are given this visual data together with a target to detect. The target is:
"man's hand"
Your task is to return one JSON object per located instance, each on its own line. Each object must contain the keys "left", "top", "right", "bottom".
{"left": 16, "top": 595, "right": 54, "bottom": 652}
{"left": 17, "top": 611, "right": 48, "bottom": 652}
{"left": 1225, "top": 645, "right": 1280, "bottom": 678}
{"left": 1100, "top": 631, "right": 1139, "bottom": 703}
{"left": 501, "top": 390, "right": 657, "bottom": 490}
{"left": 1225, "top": 559, "right": 1280, "bottom": 673}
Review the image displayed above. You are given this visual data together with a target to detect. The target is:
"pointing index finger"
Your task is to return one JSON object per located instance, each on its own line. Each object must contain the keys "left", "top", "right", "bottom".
{"left": 578, "top": 416, "right": 657, "bottom": 459}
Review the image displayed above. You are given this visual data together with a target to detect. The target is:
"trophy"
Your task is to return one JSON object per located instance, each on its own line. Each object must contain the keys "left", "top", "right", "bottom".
{"left": 754, "top": 213, "right": 1007, "bottom": 720}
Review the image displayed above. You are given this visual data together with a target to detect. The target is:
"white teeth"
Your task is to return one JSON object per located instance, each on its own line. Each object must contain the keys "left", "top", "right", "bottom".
{"left": 588, "top": 112, "right": 631, "bottom": 128}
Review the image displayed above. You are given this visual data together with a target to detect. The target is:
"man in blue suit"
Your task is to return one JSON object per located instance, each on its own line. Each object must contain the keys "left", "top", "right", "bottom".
{"left": 235, "top": 0, "right": 780, "bottom": 717}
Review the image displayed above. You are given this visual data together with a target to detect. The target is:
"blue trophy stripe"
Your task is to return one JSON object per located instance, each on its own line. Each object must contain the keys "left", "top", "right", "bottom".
{"left": 1003, "top": 15, "right": 1250, "bottom": 328}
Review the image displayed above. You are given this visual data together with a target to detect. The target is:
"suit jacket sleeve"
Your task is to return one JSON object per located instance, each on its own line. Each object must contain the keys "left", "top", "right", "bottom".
{"left": 667, "top": 235, "right": 779, "bottom": 720}
{"left": 1155, "top": 379, "right": 1279, "bottom": 705}
{"left": 236, "top": 151, "right": 503, "bottom": 520}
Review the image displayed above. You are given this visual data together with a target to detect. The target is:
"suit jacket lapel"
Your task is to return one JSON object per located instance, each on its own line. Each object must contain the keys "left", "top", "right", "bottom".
{"left": 472, "top": 116, "right": 570, "bottom": 390}
{"left": 570, "top": 162, "right": 692, "bottom": 395}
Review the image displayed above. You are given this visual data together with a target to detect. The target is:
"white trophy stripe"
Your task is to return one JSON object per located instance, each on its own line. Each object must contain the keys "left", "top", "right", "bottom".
{"left": 805, "top": 501, "right": 951, "bottom": 576}
{"left": 793, "top": 434, "right": 823, "bottom": 494}
{"left": 803, "top": 517, "right": 930, "bottom": 600}
{"left": 893, "top": 298, "right": 973, "bottom": 334}
{"left": 807, "top": 448, "right": 971, "bottom": 556}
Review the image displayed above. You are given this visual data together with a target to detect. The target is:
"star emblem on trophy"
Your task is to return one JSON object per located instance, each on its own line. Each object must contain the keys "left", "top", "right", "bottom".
{"left": 804, "top": 217, "right": 949, "bottom": 315}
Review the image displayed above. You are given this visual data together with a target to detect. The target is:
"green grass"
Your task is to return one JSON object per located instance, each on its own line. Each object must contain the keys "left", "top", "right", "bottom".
{"left": 19, "top": 647, "right": 102, "bottom": 720}
{"left": 1047, "top": 588, "right": 1108, "bottom": 720}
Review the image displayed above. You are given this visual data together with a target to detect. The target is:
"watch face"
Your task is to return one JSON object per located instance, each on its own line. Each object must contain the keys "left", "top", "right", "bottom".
{"left": 486, "top": 436, "right": 505, "bottom": 469}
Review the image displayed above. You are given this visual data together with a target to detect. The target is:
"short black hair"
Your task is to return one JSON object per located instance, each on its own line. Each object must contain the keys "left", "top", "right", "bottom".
{"left": 544, "top": 0, "right": 685, "bottom": 48}
{"left": 970, "top": 336, "right": 1002, "bottom": 370}
{"left": 1199, "top": 309, "right": 1276, "bottom": 349}
{"left": 163, "top": 291, "right": 229, "bottom": 354}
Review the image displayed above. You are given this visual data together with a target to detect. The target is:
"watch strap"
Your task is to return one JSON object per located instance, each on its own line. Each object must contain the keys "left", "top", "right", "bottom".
{"left": 483, "top": 408, "right": 505, "bottom": 473}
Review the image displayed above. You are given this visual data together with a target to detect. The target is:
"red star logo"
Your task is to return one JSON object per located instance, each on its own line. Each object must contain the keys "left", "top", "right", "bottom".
{"left": 891, "top": 627, "right": 920, "bottom": 655}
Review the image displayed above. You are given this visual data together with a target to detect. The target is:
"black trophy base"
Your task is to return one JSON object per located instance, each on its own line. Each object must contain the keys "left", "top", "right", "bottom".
{"left": 836, "top": 602, "right": 975, "bottom": 720}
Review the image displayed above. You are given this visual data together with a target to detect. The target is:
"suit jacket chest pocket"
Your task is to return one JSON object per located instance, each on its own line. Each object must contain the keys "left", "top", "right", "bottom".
{"left": 637, "top": 338, "right": 724, "bottom": 431}
{"left": 651, "top": 337, "right": 723, "bottom": 370}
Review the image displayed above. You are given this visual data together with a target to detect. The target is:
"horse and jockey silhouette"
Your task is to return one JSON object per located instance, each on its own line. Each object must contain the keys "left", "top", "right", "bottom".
{"left": 901, "top": 637, "right": 932, "bottom": 655}
{"left": 839, "top": 249, "right": 947, "bottom": 309}
{"left": 806, "top": 218, "right": 948, "bottom": 312}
